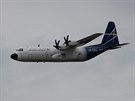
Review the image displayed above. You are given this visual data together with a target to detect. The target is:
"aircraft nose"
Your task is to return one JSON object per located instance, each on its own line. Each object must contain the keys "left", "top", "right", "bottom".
{"left": 10, "top": 53, "right": 18, "bottom": 60}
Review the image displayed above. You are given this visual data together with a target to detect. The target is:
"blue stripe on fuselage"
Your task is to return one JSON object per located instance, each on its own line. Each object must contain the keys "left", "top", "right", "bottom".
{"left": 85, "top": 44, "right": 107, "bottom": 60}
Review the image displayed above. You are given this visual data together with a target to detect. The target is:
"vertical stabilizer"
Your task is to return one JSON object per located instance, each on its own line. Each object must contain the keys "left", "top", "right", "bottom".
{"left": 101, "top": 21, "right": 119, "bottom": 48}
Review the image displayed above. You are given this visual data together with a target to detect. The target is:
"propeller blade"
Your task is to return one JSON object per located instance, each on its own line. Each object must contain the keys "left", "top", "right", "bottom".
{"left": 55, "top": 40, "right": 57, "bottom": 44}
{"left": 53, "top": 40, "right": 60, "bottom": 49}
{"left": 58, "top": 40, "right": 60, "bottom": 44}
{"left": 67, "top": 35, "right": 69, "bottom": 40}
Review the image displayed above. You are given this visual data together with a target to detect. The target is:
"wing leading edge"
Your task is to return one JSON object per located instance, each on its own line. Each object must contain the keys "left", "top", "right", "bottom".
{"left": 76, "top": 33, "right": 103, "bottom": 47}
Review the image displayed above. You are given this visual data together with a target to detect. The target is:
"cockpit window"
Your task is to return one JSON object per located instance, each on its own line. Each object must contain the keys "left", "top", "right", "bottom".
{"left": 16, "top": 48, "right": 23, "bottom": 51}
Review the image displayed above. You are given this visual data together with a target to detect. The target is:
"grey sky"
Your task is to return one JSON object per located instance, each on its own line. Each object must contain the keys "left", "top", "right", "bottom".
{"left": 1, "top": 0, "right": 135, "bottom": 101}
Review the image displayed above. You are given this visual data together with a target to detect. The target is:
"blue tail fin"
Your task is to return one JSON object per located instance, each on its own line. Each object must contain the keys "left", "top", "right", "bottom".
{"left": 101, "top": 21, "right": 119, "bottom": 48}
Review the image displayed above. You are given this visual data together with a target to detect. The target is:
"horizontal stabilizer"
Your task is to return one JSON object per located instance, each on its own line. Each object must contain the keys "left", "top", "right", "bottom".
{"left": 109, "top": 43, "right": 129, "bottom": 49}
{"left": 119, "top": 43, "right": 130, "bottom": 47}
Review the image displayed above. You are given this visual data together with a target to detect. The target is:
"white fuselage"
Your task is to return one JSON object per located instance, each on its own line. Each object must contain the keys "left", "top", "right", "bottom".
{"left": 15, "top": 47, "right": 87, "bottom": 62}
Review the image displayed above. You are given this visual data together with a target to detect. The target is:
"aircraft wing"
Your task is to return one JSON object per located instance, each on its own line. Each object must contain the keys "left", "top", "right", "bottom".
{"left": 56, "top": 33, "right": 103, "bottom": 51}
{"left": 76, "top": 33, "right": 103, "bottom": 47}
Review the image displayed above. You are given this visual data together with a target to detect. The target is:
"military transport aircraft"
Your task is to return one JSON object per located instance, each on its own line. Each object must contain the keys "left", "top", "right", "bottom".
{"left": 10, "top": 21, "right": 129, "bottom": 62}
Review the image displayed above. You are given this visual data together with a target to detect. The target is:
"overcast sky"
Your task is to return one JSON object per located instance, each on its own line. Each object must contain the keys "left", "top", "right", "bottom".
{"left": 0, "top": 0, "right": 135, "bottom": 101}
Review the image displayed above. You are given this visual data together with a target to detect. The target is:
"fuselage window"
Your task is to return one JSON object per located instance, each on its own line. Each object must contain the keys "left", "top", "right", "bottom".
{"left": 16, "top": 48, "right": 23, "bottom": 51}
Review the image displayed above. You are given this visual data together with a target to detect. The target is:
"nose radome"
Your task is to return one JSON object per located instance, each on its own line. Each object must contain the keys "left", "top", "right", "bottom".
{"left": 11, "top": 53, "right": 18, "bottom": 60}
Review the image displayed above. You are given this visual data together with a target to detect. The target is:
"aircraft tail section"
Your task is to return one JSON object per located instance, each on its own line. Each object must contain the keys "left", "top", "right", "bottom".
{"left": 101, "top": 21, "right": 120, "bottom": 48}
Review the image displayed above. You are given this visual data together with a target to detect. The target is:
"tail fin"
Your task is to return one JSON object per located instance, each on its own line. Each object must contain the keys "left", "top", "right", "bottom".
{"left": 101, "top": 21, "right": 119, "bottom": 48}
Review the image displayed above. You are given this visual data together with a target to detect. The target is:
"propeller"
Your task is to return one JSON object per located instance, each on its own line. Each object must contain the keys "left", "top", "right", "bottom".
{"left": 53, "top": 40, "right": 60, "bottom": 50}
{"left": 63, "top": 35, "right": 71, "bottom": 46}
